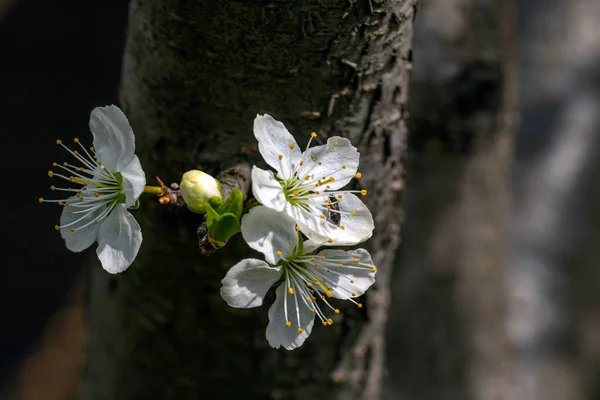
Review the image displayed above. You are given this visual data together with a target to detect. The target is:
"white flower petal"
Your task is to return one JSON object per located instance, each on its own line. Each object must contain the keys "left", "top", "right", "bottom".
{"left": 220, "top": 259, "right": 282, "bottom": 308}
{"left": 314, "top": 248, "right": 376, "bottom": 300}
{"left": 302, "top": 239, "right": 321, "bottom": 254}
{"left": 297, "top": 137, "right": 359, "bottom": 190}
{"left": 266, "top": 282, "right": 315, "bottom": 350}
{"left": 254, "top": 114, "right": 301, "bottom": 180}
{"left": 298, "top": 193, "right": 373, "bottom": 246}
{"left": 241, "top": 206, "right": 299, "bottom": 265}
{"left": 120, "top": 155, "right": 146, "bottom": 207}
{"left": 59, "top": 196, "right": 103, "bottom": 252}
{"left": 251, "top": 166, "right": 286, "bottom": 212}
{"left": 96, "top": 205, "right": 142, "bottom": 274}
{"left": 89, "top": 105, "right": 135, "bottom": 172}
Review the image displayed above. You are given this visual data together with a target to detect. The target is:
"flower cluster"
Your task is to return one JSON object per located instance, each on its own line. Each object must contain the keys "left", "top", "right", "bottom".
{"left": 221, "top": 114, "right": 376, "bottom": 350}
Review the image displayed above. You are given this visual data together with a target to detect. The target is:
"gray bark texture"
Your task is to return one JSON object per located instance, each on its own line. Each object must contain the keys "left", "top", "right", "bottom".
{"left": 384, "top": 0, "right": 517, "bottom": 399}
{"left": 85, "top": 1, "right": 415, "bottom": 399}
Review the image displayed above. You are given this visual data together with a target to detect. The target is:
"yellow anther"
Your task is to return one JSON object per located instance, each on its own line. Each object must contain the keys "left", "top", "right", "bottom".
{"left": 318, "top": 161, "right": 322, "bottom": 165}
{"left": 90, "top": 146, "right": 94, "bottom": 151}
{"left": 333, "top": 140, "right": 338, "bottom": 146}
{"left": 354, "top": 258, "right": 359, "bottom": 263}
{"left": 65, "top": 202, "right": 70, "bottom": 206}
{"left": 94, "top": 220, "right": 99, "bottom": 225}
{"left": 312, "top": 297, "right": 316, "bottom": 301}
{"left": 306, "top": 282, "right": 312, "bottom": 287}
{"left": 351, "top": 292, "right": 357, "bottom": 296}
{"left": 310, "top": 257, "right": 315, "bottom": 261}
{"left": 327, "top": 286, "right": 332, "bottom": 290}
{"left": 285, "top": 321, "right": 292, "bottom": 327}
{"left": 52, "top": 162, "right": 57, "bottom": 167}
{"left": 326, "top": 185, "right": 330, "bottom": 189}
{"left": 327, "top": 268, "right": 331, "bottom": 272}
{"left": 69, "top": 211, "right": 73, "bottom": 215}
{"left": 322, "top": 176, "right": 326, "bottom": 180}
{"left": 306, "top": 297, "right": 310, "bottom": 301}
{"left": 350, "top": 279, "right": 355, "bottom": 283}
{"left": 340, "top": 226, "right": 345, "bottom": 230}
{"left": 351, "top": 210, "right": 357, "bottom": 216}
{"left": 50, "top": 185, "right": 55, "bottom": 191}
{"left": 54, "top": 225, "right": 59, "bottom": 230}
{"left": 97, "top": 161, "right": 102, "bottom": 165}
{"left": 327, "top": 239, "right": 333, "bottom": 244}
{"left": 321, "top": 256, "right": 325, "bottom": 260}
{"left": 288, "top": 288, "right": 294, "bottom": 295}
{"left": 321, "top": 295, "right": 325, "bottom": 299}
{"left": 355, "top": 172, "right": 362, "bottom": 179}
{"left": 81, "top": 187, "right": 86, "bottom": 191}
{"left": 371, "top": 267, "right": 377, "bottom": 273}
{"left": 310, "top": 154, "right": 315, "bottom": 159}
{"left": 305, "top": 175, "right": 310, "bottom": 181}
{"left": 276, "top": 251, "right": 283, "bottom": 257}
{"left": 68, "top": 188, "right": 73, "bottom": 192}
{"left": 330, "top": 177, "right": 335, "bottom": 182}
{"left": 338, "top": 263, "right": 343, "bottom": 267}
{"left": 38, "top": 197, "right": 44, "bottom": 203}
{"left": 278, "top": 154, "right": 283, "bottom": 160}
{"left": 326, "top": 206, "right": 331, "bottom": 210}
{"left": 334, "top": 309, "right": 340, "bottom": 314}
{"left": 73, "top": 138, "right": 79, "bottom": 143}
{"left": 342, "top": 165, "right": 346, "bottom": 169}
{"left": 289, "top": 144, "right": 295, "bottom": 149}
{"left": 361, "top": 189, "right": 367, "bottom": 196}
{"left": 315, "top": 191, "right": 321, "bottom": 195}
{"left": 338, "top": 194, "right": 343, "bottom": 199}
{"left": 311, "top": 132, "right": 317, "bottom": 138}
{"left": 297, "top": 328, "right": 303, "bottom": 333}
{"left": 326, "top": 290, "right": 333, "bottom": 297}
{"left": 58, "top": 201, "right": 63, "bottom": 206}
{"left": 95, "top": 193, "right": 99, "bottom": 197}
{"left": 309, "top": 308, "right": 314, "bottom": 313}
{"left": 293, "top": 190, "right": 300, "bottom": 196}
{"left": 358, "top": 303, "right": 363, "bottom": 308}
{"left": 47, "top": 171, "right": 54, "bottom": 177}
{"left": 70, "top": 228, "right": 75, "bottom": 232}
{"left": 73, "top": 150, "right": 79, "bottom": 155}
{"left": 56, "top": 139, "right": 62, "bottom": 144}
{"left": 299, "top": 160, "right": 304, "bottom": 166}
{"left": 327, "top": 319, "right": 333, "bottom": 325}
{"left": 322, "top": 321, "right": 328, "bottom": 326}
{"left": 320, "top": 214, "right": 326, "bottom": 219}
{"left": 295, "top": 225, "right": 301, "bottom": 231}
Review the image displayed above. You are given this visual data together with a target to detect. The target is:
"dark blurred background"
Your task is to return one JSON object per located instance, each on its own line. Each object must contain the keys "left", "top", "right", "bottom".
{"left": 0, "top": 0, "right": 128, "bottom": 398}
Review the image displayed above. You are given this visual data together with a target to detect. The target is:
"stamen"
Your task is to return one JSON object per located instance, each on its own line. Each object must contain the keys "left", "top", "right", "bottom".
{"left": 289, "top": 144, "right": 295, "bottom": 149}
{"left": 361, "top": 189, "right": 367, "bottom": 196}
{"left": 355, "top": 172, "right": 362, "bottom": 179}
{"left": 278, "top": 154, "right": 283, "bottom": 160}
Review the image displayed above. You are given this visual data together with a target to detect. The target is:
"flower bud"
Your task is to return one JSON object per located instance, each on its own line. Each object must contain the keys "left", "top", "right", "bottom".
{"left": 180, "top": 170, "right": 223, "bottom": 213}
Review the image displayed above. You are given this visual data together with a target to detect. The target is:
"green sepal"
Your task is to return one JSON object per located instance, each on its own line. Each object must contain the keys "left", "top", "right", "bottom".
{"left": 217, "top": 188, "right": 243, "bottom": 219}
{"left": 206, "top": 206, "right": 241, "bottom": 243}
{"left": 128, "top": 199, "right": 140, "bottom": 210}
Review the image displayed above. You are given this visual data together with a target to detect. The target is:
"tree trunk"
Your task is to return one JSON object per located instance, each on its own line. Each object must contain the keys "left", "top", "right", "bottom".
{"left": 85, "top": 1, "right": 415, "bottom": 399}
{"left": 384, "top": 0, "right": 517, "bottom": 399}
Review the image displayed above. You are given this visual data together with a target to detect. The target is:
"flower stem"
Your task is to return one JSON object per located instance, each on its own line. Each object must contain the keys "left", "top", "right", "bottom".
{"left": 143, "top": 185, "right": 164, "bottom": 196}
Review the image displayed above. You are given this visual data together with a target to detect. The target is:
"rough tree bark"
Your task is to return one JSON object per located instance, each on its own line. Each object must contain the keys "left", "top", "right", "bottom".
{"left": 384, "top": 0, "right": 516, "bottom": 399}
{"left": 85, "top": 1, "right": 415, "bottom": 399}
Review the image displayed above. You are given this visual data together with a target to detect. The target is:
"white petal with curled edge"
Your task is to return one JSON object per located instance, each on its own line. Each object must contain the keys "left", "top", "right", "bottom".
{"left": 251, "top": 166, "right": 286, "bottom": 212}
{"left": 314, "top": 248, "right": 376, "bottom": 300}
{"left": 266, "top": 282, "right": 315, "bottom": 350}
{"left": 296, "top": 137, "right": 359, "bottom": 191}
{"left": 59, "top": 196, "right": 103, "bottom": 252}
{"left": 253, "top": 114, "right": 301, "bottom": 180}
{"left": 121, "top": 155, "right": 146, "bottom": 207}
{"left": 299, "top": 193, "right": 373, "bottom": 246}
{"left": 220, "top": 259, "right": 282, "bottom": 308}
{"left": 241, "top": 206, "right": 298, "bottom": 265}
{"left": 96, "top": 205, "right": 142, "bottom": 274}
{"left": 90, "top": 105, "right": 135, "bottom": 172}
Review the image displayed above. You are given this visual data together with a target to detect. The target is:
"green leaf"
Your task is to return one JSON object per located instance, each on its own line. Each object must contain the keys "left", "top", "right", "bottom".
{"left": 218, "top": 188, "right": 244, "bottom": 219}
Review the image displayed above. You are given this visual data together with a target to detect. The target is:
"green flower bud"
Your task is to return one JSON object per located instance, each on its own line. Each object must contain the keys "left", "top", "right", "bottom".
{"left": 180, "top": 170, "right": 223, "bottom": 213}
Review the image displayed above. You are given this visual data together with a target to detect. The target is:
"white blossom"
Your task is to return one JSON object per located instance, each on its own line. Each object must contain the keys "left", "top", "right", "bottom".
{"left": 220, "top": 206, "right": 377, "bottom": 350}
{"left": 40, "top": 105, "right": 145, "bottom": 274}
{"left": 251, "top": 114, "right": 373, "bottom": 246}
